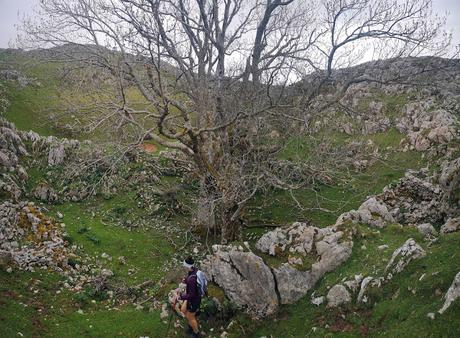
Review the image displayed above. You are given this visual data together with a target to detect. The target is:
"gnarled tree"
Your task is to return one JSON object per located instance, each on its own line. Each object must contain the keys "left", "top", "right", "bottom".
{"left": 21, "top": 0, "right": 449, "bottom": 242}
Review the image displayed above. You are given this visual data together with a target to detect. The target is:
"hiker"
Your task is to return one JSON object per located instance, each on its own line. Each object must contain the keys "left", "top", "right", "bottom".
{"left": 180, "top": 256, "right": 203, "bottom": 338}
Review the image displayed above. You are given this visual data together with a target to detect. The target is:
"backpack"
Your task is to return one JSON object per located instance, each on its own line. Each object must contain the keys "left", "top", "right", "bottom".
{"left": 195, "top": 270, "right": 208, "bottom": 297}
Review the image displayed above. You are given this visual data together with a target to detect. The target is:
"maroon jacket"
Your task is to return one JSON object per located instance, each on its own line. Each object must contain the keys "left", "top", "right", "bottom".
{"left": 180, "top": 267, "right": 201, "bottom": 304}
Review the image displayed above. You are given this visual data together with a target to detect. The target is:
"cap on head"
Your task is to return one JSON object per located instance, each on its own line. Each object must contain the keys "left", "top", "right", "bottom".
{"left": 183, "top": 256, "right": 194, "bottom": 269}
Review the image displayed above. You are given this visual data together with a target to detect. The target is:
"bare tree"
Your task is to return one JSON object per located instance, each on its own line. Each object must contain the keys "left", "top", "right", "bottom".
{"left": 20, "top": 0, "right": 449, "bottom": 242}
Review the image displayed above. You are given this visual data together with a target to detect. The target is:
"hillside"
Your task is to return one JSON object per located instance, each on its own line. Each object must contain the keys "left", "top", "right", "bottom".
{"left": 0, "top": 49, "right": 459, "bottom": 338}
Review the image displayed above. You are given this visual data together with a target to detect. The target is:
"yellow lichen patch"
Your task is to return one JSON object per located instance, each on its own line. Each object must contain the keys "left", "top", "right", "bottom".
{"left": 18, "top": 207, "right": 59, "bottom": 244}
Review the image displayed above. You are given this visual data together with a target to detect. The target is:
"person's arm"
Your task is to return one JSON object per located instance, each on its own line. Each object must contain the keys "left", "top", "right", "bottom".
{"left": 180, "top": 275, "right": 197, "bottom": 301}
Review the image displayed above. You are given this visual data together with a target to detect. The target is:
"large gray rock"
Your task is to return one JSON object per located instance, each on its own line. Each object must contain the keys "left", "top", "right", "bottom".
{"left": 397, "top": 103, "right": 458, "bottom": 151}
{"left": 48, "top": 143, "right": 66, "bottom": 166}
{"left": 273, "top": 264, "right": 316, "bottom": 304}
{"left": 385, "top": 238, "right": 426, "bottom": 279}
{"left": 376, "top": 169, "right": 444, "bottom": 226}
{"left": 326, "top": 284, "right": 351, "bottom": 307}
{"left": 33, "top": 183, "right": 58, "bottom": 202}
{"left": 417, "top": 223, "right": 438, "bottom": 238}
{"left": 255, "top": 222, "right": 316, "bottom": 256}
{"left": 260, "top": 223, "right": 353, "bottom": 304}
{"left": 335, "top": 197, "right": 394, "bottom": 228}
{"left": 203, "top": 223, "right": 353, "bottom": 316}
{"left": 438, "top": 158, "right": 460, "bottom": 218}
{"left": 439, "top": 272, "right": 460, "bottom": 314}
{"left": 440, "top": 217, "right": 460, "bottom": 234}
{"left": 202, "top": 245, "right": 278, "bottom": 318}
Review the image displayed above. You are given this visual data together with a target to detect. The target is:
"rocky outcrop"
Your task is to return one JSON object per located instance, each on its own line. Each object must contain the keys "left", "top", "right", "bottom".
{"left": 255, "top": 222, "right": 316, "bottom": 256}
{"left": 0, "top": 118, "right": 29, "bottom": 200}
{"left": 437, "top": 158, "right": 460, "bottom": 218}
{"left": 48, "top": 143, "right": 66, "bottom": 165}
{"left": 326, "top": 284, "right": 351, "bottom": 307}
{"left": 0, "top": 201, "right": 76, "bottom": 272}
{"left": 438, "top": 272, "right": 460, "bottom": 314}
{"left": 376, "top": 169, "right": 444, "bottom": 226}
{"left": 416, "top": 223, "right": 438, "bottom": 238}
{"left": 202, "top": 245, "right": 279, "bottom": 318}
{"left": 203, "top": 223, "right": 353, "bottom": 316}
{"left": 33, "top": 183, "right": 58, "bottom": 202}
{"left": 397, "top": 102, "right": 458, "bottom": 151}
{"left": 257, "top": 223, "right": 353, "bottom": 304}
{"left": 440, "top": 217, "right": 460, "bottom": 234}
{"left": 335, "top": 197, "right": 395, "bottom": 228}
{"left": 0, "top": 69, "right": 34, "bottom": 87}
{"left": 385, "top": 238, "right": 426, "bottom": 280}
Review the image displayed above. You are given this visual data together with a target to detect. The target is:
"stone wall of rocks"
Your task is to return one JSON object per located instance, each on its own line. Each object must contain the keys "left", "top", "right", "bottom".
{"left": 335, "top": 157, "right": 459, "bottom": 230}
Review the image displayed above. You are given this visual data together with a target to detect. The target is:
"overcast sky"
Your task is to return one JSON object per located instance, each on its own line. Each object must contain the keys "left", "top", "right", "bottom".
{"left": 1, "top": 0, "right": 459, "bottom": 49}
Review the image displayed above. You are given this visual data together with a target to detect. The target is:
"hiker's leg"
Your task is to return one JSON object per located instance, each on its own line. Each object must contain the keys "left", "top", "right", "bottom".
{"left": 181, "top": 300, "right": 187, "bottom": 315}
{"left": 185, "top": 311, "right": 199, "bottom": 333}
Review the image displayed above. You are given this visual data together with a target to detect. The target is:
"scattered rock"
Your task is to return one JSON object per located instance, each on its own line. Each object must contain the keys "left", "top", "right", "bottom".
{"left": 326, "top": 284, "right": 351, "bottom": 307}
{"left": 385, "top": 238, "right": 426, "bottom": 279}
{"left": 438, "top": 271, "right": 460, "bottom": 315}
{"left": 336, "top": 197, "right": 394, "bottom": 228}
{"left": 48, "top": 143, "right": 66, "bottom": 166}
{"left": 417, "top": 223, "right": 438, "bottom": 238}
{"left": 33, "top": 183, "right": 58, "bottom": 202}
{"left": 440, "top": 217, "right": 460, "bottom": 234}
{"left": 160, "top": 303, "right": 169, "bottom": 320}
{"left": 311, "top": 296, "right": 325, "bottom": 306}
{"left": 357, "top": 276, "right": 374, "bottom": 303}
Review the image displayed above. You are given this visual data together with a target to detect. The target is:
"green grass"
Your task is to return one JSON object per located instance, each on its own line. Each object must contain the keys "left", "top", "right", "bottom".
{"left": 46, "top": 196, "right": 176, "bottom": 286}
{"left": 247, "top": 136, "right": 423, "bottom": 227}
{"left": 238, "top": 228, "right": 460, "bottom": 338}
{"left": 0, "top": 268, "right": 171, "bottom": 338}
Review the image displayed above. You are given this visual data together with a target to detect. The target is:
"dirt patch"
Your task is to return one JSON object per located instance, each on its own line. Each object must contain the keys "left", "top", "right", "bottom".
{"left": 1, "top": 289, "right": 18, "bottom": 299}
{"left": 330, "top": 318, "right": 354, "bottom": 333}
{"left": 139, "top": 143, "right": 158, "bottom": 153}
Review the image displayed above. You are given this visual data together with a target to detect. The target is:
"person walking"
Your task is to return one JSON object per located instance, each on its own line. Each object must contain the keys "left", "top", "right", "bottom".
{"left": 180, "top": 256, "right": 202, "bottom": 338}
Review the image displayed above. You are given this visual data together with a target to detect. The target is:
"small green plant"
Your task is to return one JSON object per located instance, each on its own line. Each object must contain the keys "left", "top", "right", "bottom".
{"left": 85, "top": 233, "right": 101, "bottom": 245}
{"left": 77, "top": 226, "right": 89, "bottom": 234}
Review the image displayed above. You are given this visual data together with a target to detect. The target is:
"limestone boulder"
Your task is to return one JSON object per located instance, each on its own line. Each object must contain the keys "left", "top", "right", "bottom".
{"left": 326, "top": 284, "right": 351, "bottom": 307}
{"left": 438, "top": 272, "right": 460, "bottom": 314}
{"left": 258, "top": 223, "right": 353, "bottom": 304}
{"left": 438, "top": 158, "right": 460, "bottom": 218}
{"left": 417, "top": 223, "right": 438, "bottom": 238}
{"left": 440, "top": 217, "right": 460, "bottom": 234}
{"left": 335, "top": 197, "right": 394, "bottom": 228}
{"left": 48, "top": 143, "right": 66, "bottom": 166}
{"left": 202, "top": 245, "right": 278, "bottom": 318}
{"left": 385, "top": 238, "right": 426, "bottom": 279}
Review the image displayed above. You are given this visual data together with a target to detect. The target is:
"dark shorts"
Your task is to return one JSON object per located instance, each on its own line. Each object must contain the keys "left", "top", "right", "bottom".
{"left": 186, "top": 300, "right": 201, "bottom": 313}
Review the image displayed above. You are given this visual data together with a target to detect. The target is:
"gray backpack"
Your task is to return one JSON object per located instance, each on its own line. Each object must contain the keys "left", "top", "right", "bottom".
{"left": 196, "top": 270, "right": 208, "bottom": 297}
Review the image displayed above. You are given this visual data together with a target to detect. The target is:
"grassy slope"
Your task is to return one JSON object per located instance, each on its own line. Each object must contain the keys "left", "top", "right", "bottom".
{"left": 247, "top": 128, "right": 424, "bottom": 227}
{"left": 0, "top": 196, "right": 177, "bottom": 338}
{"left": 0, "top": 269, "right": 170, "bottom": 338}
{"left": 1, "top": 51, "right": 459, "bottom": 337}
